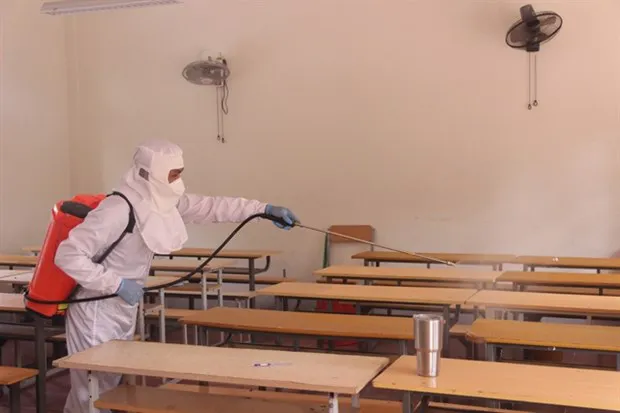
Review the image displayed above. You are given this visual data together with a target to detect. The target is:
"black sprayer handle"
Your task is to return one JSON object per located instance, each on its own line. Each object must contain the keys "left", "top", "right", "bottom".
{"left": 264, "top": 215, "right": 298, "bottom": 228}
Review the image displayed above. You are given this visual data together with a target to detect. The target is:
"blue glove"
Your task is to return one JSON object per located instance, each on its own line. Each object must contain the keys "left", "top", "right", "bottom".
{"left": 115, "top": 279, "right": 144, "bottom": 305}
{"left": 265, "top": 204, "right": 299, "bottom": 230}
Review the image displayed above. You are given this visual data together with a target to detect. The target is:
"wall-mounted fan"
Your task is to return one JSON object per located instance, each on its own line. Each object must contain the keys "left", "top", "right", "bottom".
{"left": 506, "top": 4, "right": 563, "bottom": 110}
{"left": 182, "top": 54, "right": 230, "bottom": 143}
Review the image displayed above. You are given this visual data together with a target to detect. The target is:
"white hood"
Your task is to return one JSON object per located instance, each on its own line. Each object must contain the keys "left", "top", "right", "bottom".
{"left": 114, "top": 139, "right": 188, "bottom": 254}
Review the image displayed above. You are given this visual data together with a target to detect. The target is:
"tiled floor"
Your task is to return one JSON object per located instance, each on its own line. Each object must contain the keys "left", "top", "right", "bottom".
{"left": 0, "top": 317, "right": 613, "bottom": 412}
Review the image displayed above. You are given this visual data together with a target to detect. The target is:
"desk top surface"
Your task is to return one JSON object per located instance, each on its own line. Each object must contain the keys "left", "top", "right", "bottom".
{"left": 53, "top": 340, "right": 389, "bottom": 394}
{"left": 351, "top": 251, "right": 620, "bottom": 270}
{"left": 23, "top": 246, "right": 280, "bottom": 259}
{"left": 467, "top": 318, "right": 620, "bottom": 352}
{"left": 0, "top": 255, "right": 37, "bottom": 266}
{"left": 0, "top": 269, "right": 31, "bottom": 278}
{"left": 180, "top": 307, "right": 415, "bottom": 340}
{"left": 0, "top": 293, "right": 25, "bottom": 312}
{"left": 372, "top": 356, "right": 620, "bottom": 411}
{"left": 257, "top": 282, "right": 478, "bottom": 305}
{"left": 351, "top": 251, "right": 516, "bottom": 264}
{"left": 314, "top": 265, "right": 500, "bottom": 283}
{"left": 466, "top": 290, "right": 620, "bottom": 315}
{"left": 0, "top": 271, "right": 33, "bottom": 285}
{"left": 511, "top": 255, "right": 620, "bottom": 269}
{"left": 497, "top": 271, "right": 620, "bottom": 287}
{"left": 163, "top": 248, "right": 280, "bottom": 259}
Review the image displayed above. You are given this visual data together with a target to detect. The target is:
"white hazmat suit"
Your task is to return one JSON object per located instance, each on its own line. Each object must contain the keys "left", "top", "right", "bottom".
{"left": 55, "top": 139, "right": 297, "bottom": 413}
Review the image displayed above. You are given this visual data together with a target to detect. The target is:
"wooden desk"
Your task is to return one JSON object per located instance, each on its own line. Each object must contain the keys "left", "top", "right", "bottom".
{"left": 0, "top": 270, "right": 32, "bottom": 279}
{"left": 0, "top": 254, "right": 233, "bottom": 277}
{"left": 498, "top": 271, "right": 620, "bottom": 294}
{"left": 159, "top": 248, "right": 280, "bottom": 260}
{"left": 352, "top": 251, "right": 516, "bottom": 270}
{"left": 0, "top": 271, "right": 34, "bottom": 287}
{"left": 0, "top": 365, "right": 39, "bottom": 413}
{"left": 180, "top": 307, "right": 414, "bottom": 353}
{"left": 0, "top": 293, "right": 26, "bottom": 312}
{"left": 257, "top": 282, "right": 477, "bottom": 355}
{"left": 25, "top": 246, "right": 280, "bottom": 306}
{"left": 466, "top": 290, "right": 620, "bottom": 317}
{"left": 23, "top": 245, "right": 279, "bottom": 259}
{"left": 151, "top": 247, "right": 279, "bottom": 305}
{"left": 512, "top": 255, "right": 620, "bottom": 273}
{"left": 0, "top": 293, "right": 47, "bottom": 413}
{"left": 372, "top": 356, "right": 620, "bottom": 413}
{"left": 53, "top": 340, "right": 390, "bottom": 413}
{"left": 0, "top": 255, "right": 37, "bottom": 269}
{"left": 466, "top": 318, "right": 620, "bottom": 369}
{"left": 258, "top": 282, "right": 477, "bottom": 307}
{"left": 314, "top": 265, "right": 500, "bottom": 287}
{"left": 142, "top": 274, "right": 221, "bottom": 344}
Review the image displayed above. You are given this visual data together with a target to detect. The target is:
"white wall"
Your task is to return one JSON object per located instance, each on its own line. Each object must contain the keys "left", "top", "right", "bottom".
{"left": 63, "top": 0, "right": 620, "bottom": 279}
{"left": 0, "top": 1, "right": 70, "bottom": 252}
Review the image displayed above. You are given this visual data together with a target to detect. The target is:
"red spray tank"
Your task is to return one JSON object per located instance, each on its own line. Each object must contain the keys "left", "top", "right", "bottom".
{"left": 25, "top": 192, "right": 134, "bottom": 318}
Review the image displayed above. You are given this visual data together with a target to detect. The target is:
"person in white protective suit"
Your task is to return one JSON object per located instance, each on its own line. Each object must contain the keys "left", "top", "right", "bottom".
{"left": 54, "top": 139, "right": 299, "bottom": 413}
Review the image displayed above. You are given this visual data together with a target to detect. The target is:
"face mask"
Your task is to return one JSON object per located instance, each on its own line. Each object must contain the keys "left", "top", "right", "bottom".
{"left": 138, "top": 149, "right": 186, "bottom": 214}
{"left": 148, "top": 175, "right": 185, "bottom": 214}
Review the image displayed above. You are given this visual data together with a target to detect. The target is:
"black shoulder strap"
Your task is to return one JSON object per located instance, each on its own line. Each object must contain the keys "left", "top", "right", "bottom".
{"left": 109, "top": 191, "right": 136, "bottom": 233}
{"left": 93, "top": 191, "right": 136, "bottom": 264}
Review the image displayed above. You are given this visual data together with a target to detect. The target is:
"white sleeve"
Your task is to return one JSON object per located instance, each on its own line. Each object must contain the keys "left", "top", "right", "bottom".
{"left": 177, "top": 193, "right": 268, "bottom": 225}
{"left": 54, "top": 196, "right": 131, "bottom": 295}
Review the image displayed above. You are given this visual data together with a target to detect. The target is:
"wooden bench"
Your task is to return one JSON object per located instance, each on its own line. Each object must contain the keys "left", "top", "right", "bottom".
{"left": 178, "top": 307, "right": 415, "bottom": 353}
{"left": 159, "top": 383, "right": 534, "bottom": 413}
{"left": 178, "top": 307, "right": 414, "bottom": 340}
{"left": 465, "top": 318, "right": 620, "bottom": 367}
{"left": 95, "top": 385, "right": 316, "bottom": 413}
{"left": 0, "top": 365, "right": 38, "bottom": 412}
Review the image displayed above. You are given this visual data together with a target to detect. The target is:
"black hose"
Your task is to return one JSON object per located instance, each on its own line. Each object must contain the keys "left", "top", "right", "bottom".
{"left": 24, "top": 213, "right": 294, "bottom": 305}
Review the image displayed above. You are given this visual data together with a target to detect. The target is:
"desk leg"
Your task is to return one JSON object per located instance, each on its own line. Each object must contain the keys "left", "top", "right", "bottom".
{"left": 201, "top": 273, "right": 207, "bottom": 310}
{"left": 414, "top": 394, "right": 428, "bottom": 413}
{"left": 399, "top": 340, "right": 408, "bottom": 355}
{"left": 403, "top": 391, "right": 414, "bottom": 413}
{"left": 34, "top": 315, "right": 46, "bottom": 413}
{"left": 217, "top": 269, "right": 224, "bottom": 307}
{"left": 486, "top": 343, "right": 495, "bottom": 361}
{"left": 485, "top": 344, "right": 500, "bottom": 408}
{"left": 402, "top": 390, "right": 412, "bottom": 413}
{"left": 87, "top": 371, "right": 99, "bottom": 413}
{"left": 249, "top": 258, "right": 256, "bottom": 308}
{"left": 616, "top": 354, "right": 620, "bottom": 371}
{"left": 138, "top": 298, "right": 145, "bottom": 341}
{"left": 442, "top": 306, "right": 450, "bottom": 357}
{"left": 159, "top": 289, "right": 166, "bottom": 343}
{"left": 9, "top": 382, "right": 20, "bottom": 413}
{"left": 328, "top": 393, "right": 339, "bottom": 413}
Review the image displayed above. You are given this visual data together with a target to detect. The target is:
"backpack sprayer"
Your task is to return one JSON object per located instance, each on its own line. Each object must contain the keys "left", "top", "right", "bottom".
{"left": 24, "top": 194, "right": 454, "bottom": 318}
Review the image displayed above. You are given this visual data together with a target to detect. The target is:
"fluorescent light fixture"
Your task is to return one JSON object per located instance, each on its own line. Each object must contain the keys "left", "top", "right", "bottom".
{"left": 41, "top": 0, "right": 181, "bottom": 15}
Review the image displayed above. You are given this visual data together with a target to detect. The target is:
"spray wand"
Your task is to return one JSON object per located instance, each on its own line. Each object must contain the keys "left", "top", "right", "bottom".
{"left": 292, "top": 222, "right": 456, "bottom": 267}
